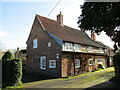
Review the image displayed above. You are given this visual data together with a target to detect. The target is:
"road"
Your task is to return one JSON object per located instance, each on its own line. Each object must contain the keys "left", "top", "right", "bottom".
{"left": 21, "top": 67, "right": 115, "bottom": 88}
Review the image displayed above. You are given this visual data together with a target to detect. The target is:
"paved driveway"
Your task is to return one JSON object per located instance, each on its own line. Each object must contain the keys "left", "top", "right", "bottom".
{"left": 21, "top": 67, "right": 115, "bottom": 88}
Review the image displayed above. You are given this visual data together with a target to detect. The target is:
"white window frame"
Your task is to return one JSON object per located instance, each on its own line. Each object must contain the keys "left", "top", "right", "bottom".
{"left": 98, "top": 59, "right": 103, "bottom": 64}
{"left": 75, "top": 59, "right": 80, "bottom": 68}
{"left": 33, "top": 39, "right": 38, "bottom": 48}
{"left": 99, "top": 48, "right": 104, "bottom": 53}
{"left": 63, "top": 42, "right": 73, "bottom": 51}
{"left": 74, "top": 44, "right": 81, "bottom": 52}
{"left": 48, "top": 42, "right": 51, "bottom": 47}
{"left": 89, "top": 59, "right": 94, "bottom": 65}
{"left": 49, "top": 60, "right": 56, "bottom": 68}
{"left": 88, "top": 47, "right": 93, "bottom": 52}
{"left": 40, "top": 56, "right": 46, "bottom": 70}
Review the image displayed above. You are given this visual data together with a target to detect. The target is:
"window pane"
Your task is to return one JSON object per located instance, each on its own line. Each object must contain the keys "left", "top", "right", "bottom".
{"left": 75, "top": 59, "right": 80, "bottom": 68}
{"left": 33, "top": 39, "right": 38, "bottom": 48}
{"left": 49, "top": 60, "right": 56, "bottom": 68}
{"left": 89, "top": 59, "right": 94, "bottom": 65}
{"left": 40, "top": 56, "right": 46, "bottom": 69}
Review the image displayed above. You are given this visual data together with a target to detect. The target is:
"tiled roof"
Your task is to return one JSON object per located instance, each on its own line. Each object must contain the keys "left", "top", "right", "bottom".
{"left": 37, "top": 14, "right": 105, "bottom": 48}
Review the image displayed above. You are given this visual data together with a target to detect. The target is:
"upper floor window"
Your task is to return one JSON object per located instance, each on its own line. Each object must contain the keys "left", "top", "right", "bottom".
{"left": 63, "top": 42, "right": 73, "bottom": 51}
{"left": 88, "top": 47, "right": 93, "bottom": 52}
{"left": 99, "top": 48, "right": 104, "bottom": 53}
{"left": 75, "top": 59, "right": 80, "bottom": 68}
{"left": 89, "top": 59, "right": 94, "bottom": 65}
{"left": 33, "top": 39, "right": 38, "bottom": 48}
{"left": 74, "top": 44, "right": 81, "bottom": 51}
{"left": 48, "top": 42, "right": 51, "bottom": 47}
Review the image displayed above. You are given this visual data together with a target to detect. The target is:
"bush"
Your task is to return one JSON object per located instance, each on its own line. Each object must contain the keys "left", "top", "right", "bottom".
{"left": 2, "top": 51, "right": 13, "bottom": 60}
{"left": 97, "top": 64, "right": 104, "bottom": 69}
{"left": 2, "top": 59, "right": 22, "bottom": 87}
{"left": 113, "top": 52, "right": 120, "bottom": 78}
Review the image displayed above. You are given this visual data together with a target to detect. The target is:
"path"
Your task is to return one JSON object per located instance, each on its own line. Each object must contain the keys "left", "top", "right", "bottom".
{"left": 21, "top": 67, "right": 116, "bottom": 88}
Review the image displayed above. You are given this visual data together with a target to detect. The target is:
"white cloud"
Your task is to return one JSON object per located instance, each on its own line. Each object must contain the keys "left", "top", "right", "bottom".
{"left": 0, "top": 30, "right": 7, "bottom": 37}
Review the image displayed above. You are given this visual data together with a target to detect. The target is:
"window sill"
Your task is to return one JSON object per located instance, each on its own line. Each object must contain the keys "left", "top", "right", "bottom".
{"left": 89, "top": 64, "right": 94, "bottom": 65}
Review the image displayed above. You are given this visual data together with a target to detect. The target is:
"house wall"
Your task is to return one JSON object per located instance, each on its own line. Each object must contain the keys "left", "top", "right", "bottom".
{"left": 61, "top": 52, "right": 106, "bottom": 77}
{"left": 26, "top": 16, "right": 62, "bottom": 77}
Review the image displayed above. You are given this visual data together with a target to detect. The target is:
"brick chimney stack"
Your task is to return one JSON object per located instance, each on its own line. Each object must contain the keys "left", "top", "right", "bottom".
{"left": 57, "top": 11, "right": 63, "bottom": 25}
{"left": 91, "top": 32, "right": 96, "bottom": 41}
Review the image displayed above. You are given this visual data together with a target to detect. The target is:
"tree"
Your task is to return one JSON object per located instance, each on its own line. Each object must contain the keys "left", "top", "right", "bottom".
{"left": 78, "top": 2, "right": 120, "bottom": 51}
{"left": 2, "top": 51, "right": 13, "bottom": 60}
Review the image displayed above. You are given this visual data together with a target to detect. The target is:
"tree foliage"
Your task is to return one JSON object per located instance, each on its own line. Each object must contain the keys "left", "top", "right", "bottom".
{"left": 2, "top": 59, "right": 22, "bottom": 87}
{"left": 78, "top": 2, "right": 120, "bottom": 50}
{"left": 2, "top": 51, "right": 13, "bottom": 60}
{"left": 113, "top": 52, "right": 120, "bottom": 78}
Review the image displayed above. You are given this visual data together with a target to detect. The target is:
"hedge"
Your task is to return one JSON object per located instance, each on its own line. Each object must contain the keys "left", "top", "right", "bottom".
{"left": 2, "top": 58, "right": 22, "bottom": 87}
{"left": 2, "top": 51, "right": 13, "bottom": 60}
{"left": 113, "top": 52, "right": 120, "bottom": 78}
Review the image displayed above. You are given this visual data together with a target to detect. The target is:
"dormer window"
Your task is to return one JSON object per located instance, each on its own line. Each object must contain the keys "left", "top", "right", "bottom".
{"left": 48, "top": 42, "right": 51, "bottom": 47}
{"left": 33, "top": 39, "right": 38, "bottom": 48}
{"left": 88, "top": 46, "right": 93, "bottom": 52}
{"left": 74, "top": 44, "right": 81, "bottom": 51}
{"left": 63, "top": 42, "right": 73, "bottom": 51}
{"left": 99, "top": 48, "right": 104, "bottom": 53}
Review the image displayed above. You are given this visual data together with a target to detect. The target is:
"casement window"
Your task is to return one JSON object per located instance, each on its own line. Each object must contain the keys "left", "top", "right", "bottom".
{"left": 89, "top": 59, "right": 94, "bottom": 65}
{"left": 88, "top": 47, "right": 93, "bottom": 52}
{"left": 74, "top": 44, "right": 81, "bottom": 51}
{"left": 75, "top": 59, "right": 80, "bottom": 68}
{"left": 99, "top": 48, "right": 104, "bottom": 53}
{"left": 63, "top": 42, "right": 73, "bottom": 51}
{"left": 33, "top": 39, "right": 38, "bottom": 48}
{"left": 49, "top": 60, "right": 56, "bottom": 68}
{"left": 48, "top": 42, "right": 51, "bottom": 47}
{"left": 98, "top": 59, "right": 103, "bottom": 64}
{"left": 40, "top": 56, "right": 46, "bottom": 70}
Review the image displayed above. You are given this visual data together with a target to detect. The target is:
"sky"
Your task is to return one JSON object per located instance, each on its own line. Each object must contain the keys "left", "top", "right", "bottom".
{"left": 0, "top": 0, "right": 114, "bottom": 50}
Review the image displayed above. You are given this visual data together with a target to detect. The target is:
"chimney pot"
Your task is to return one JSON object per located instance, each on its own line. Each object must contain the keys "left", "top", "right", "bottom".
{"left": 57, "top": 12, "right": 63, "bottom": 25}
{"left": 91, "top": 32, "right": 96, "bottom": 40}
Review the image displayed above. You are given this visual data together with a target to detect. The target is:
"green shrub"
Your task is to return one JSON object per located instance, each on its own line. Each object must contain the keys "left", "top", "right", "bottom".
{"left": 113, "top": 52, "right": 120, "bottom": 78}
{"left": 2, "top": 51, "right": 13, "bottom": 60}
{"left": 2, "top": 59, "right": 22, "bottom": 87}
{"left": 97, "top": 64, "right": 104, "bottom": 69}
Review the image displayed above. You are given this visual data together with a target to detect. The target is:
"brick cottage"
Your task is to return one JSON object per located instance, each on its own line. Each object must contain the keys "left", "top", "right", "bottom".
{"left": 26, "top": 12, "right": 108, "bottom": 77}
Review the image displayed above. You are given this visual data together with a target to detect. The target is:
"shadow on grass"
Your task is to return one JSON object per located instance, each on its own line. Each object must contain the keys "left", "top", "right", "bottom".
{"left": 22, "top": 73, "right": 59, "bottom": 83}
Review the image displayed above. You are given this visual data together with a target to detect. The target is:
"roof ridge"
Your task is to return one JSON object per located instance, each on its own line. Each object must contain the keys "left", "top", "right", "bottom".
{"left": 37, "top": 14, "right": 81, "bottom": 31}
{"left": 36, "top": 14, "right": 57, "bottom": 24}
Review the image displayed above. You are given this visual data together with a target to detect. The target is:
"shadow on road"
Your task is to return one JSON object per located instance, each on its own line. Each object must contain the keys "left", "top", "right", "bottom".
{"left": 22, "top": 73, "right": 58, "bottom": 83}
{"left": 84, "top": 81, "right": 120, "bottom": 89}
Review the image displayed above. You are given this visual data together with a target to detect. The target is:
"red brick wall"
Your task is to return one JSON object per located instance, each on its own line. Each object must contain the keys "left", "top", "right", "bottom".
{"left": 61, "top": 52, "right": 107, "bottom": 77}
{"left": 26, "top": 16, "right": 62, "bottom": 77}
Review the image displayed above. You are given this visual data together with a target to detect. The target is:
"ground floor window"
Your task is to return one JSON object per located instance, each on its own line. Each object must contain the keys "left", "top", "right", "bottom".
{"left": 98, "top": 59, "right": 103, "bottom": 64}
{"left": 49, "top": 60, "right": 56, "bottom": 68}
{"left": 89, "top": 59, "right": 94, "bottom": 65}
{"left": 75, "top": 59, "right": 80, "bottom": 68}
{"left": 40, "top": 56, "right": 46, "bottom": 70}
